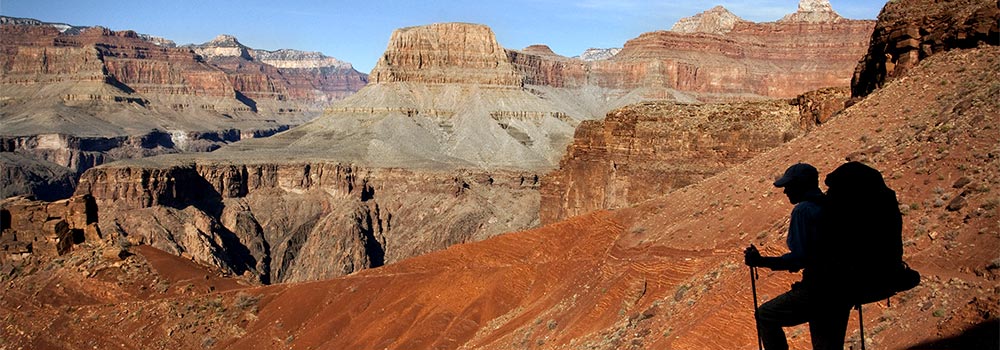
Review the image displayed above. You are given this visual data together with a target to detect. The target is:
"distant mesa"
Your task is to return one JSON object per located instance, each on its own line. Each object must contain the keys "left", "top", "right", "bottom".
{"left": 522, "top": 44, "right": 560, "bottom": 56}
{"left": 370, "top": 22, "right": 523, "bottom": 86}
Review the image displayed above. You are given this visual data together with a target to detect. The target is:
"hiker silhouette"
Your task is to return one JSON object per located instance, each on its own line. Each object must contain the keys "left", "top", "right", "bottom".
{"left": 745, "top": 161, "right": 913, "bottom": 350}
{"left": 745, "top": 163, "right": 850, "bottom": 350}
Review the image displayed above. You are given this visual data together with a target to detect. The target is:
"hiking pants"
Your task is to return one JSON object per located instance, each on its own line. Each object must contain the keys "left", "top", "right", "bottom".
{"left": 756, "top": 285, "right": 851, "bottom": 350}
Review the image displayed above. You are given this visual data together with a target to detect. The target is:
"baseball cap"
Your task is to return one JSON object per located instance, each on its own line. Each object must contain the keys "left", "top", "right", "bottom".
{"left": 773, "top": 163, "right": 818, "bottom": 187}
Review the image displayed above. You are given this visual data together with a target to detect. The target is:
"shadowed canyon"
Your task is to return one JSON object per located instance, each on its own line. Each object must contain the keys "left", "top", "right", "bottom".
{"left": 1, "top": 0, "right": 998, "bottom": 349}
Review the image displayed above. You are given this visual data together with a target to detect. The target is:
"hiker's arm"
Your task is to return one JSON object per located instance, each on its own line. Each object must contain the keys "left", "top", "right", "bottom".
{"left": 745, "top": 248, "right": 801, "bottom": 271}
{"left": 759, "top": 256, "right": 800, "bottom": 271}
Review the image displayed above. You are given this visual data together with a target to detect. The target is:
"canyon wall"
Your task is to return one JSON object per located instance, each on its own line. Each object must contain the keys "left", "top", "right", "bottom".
{"left": 0, "top": 18, "right": 366, "bottom": 200}
{"left": 541, "top": 87, "right": 851, "bottom": 223}
{"left": 75, "top": 161, "right": 541, "bottom": 284}
{"left": 189, "top": 34, "right": 368, "bottom": 103}
{"left": 506, "top": 1, "right": 873, "bottom": 102}
{"left": 851, "top": 0, "right": 999, "bottom": 97}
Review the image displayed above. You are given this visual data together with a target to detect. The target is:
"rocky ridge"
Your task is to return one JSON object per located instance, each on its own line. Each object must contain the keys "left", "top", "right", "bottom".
{"left": 370, "top": 23, "right": 522, "bottom": 86}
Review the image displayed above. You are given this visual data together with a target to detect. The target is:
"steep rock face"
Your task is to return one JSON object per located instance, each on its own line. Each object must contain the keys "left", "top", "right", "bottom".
{"left": 75, "top": 161, "right": 541, "bottom": 283}
{"left": 0, "top": 153, "right": 77, "bottom": 201}
{"left": 505, "top": 1, "right": 874, "bottom": 101}
{"left": 540, "top": 99, "right": 808, "bottom": 223}
{"left": 601, "top": 15, "right": 874, "bottom": 100}
{"left": 188, "top": 35, "right": 368, "bottom": 102}
{"left": 791, "top": 86, "right": 851, "bottom": 130}
{"left": 370, "top": 23, "right": 522, "bottom": 86}
{"left": 1, "top": 194, "right": 98, "bottom": 263}
{"left": 67, "top": 27, "right": 237, "bottom": 98}
{"left": 253, "top": 49, "right": 352, "bottom": 69}
{"left": 507, "top": 48, "right": 588, "bottom": 88}
{"left": 851, "top": 0, "right": 999, "bottom": 97}
{"left": 542, "top": 87, "right": 852, "bottom": 223}
{"left": 521, "top": 44, "right": 559, "bottom": 56}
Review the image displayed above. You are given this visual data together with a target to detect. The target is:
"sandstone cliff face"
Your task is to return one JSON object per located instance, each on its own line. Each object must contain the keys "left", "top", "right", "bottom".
{"left": 599, "top": 16, "right": 874, "bottom": 100}
{"left": 851, "top": 0, "right": 999, "bottom": 97}
{"left": 0, "top": 18, "right": 366, "bottom": 200}
{"left": 75, "top": 161, "right": 541, "bottom": 284}
{"left": 188, "top": 34, "right": 368, "bottom": 103}
{"left": 542, "top": 86, "right": 852, "bottom": 223}
{"left": 503, "top": 0, "right": 874, "bottom": 101}
{"left": 371, "top": 23, "right": 522, "bottom": 86}
{"left": 541, "top": 99, "right": 812, "bottom": 223}
{"left": 0, "top": 153, "right": 77, "bottom": 201}
{"left": 780, "top": 0, "right": 845, "bottom": 23}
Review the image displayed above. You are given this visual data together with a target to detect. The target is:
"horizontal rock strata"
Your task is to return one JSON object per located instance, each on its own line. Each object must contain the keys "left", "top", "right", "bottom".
{"left": 851, "top": 0, "right": 999, "bottom": 97}
{"left": 76, "top": 161, "right": 542, "bottom": 283}
{"left": 0, "top": 18, "right": 366, "bottom": 200}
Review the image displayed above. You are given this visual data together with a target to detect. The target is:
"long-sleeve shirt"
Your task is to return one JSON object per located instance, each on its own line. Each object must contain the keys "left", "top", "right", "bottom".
{"left": 779, "top": 189, "right": 825, "bottom": 271}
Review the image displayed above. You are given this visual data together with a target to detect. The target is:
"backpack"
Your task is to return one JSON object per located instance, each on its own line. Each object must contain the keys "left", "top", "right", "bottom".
{"left": 819, "top": 162, "right": 920, "bottom": 306}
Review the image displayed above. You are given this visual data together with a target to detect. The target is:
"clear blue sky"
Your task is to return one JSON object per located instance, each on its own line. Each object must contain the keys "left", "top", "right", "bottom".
{"left": 1, "top": 1, "right": 885, "bottom": 73}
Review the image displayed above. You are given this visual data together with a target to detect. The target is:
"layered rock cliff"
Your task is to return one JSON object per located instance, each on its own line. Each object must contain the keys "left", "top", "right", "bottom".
{"left": 594, "top": 3, "right": 873, "bottom": 100}
{"left": 540, "top": 97, "right": 811, "bottom": 223}
{"left": 75, "top": 161, "right": 541, "bottom": 284}
{"left": 501, "top": 0, "right": 874, "bottom": 102}
{"left": 0, "top": 17, "right": 366, "bottom": 200}
{"left": 371, "top": 23, "right": 522, "bottom": 86}
{"left": 188, "top": 34, "right": 368, "bottom": 102}
{"left": 851, "top": 0, "right": 999, "bottom": 97}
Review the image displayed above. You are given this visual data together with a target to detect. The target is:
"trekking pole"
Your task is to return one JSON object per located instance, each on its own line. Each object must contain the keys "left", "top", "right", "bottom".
{"left": 856, "top": 304, "right": 866, "bottom": 350}
{"left": 750, "top": 265, "right": 763, "bottom": 350}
